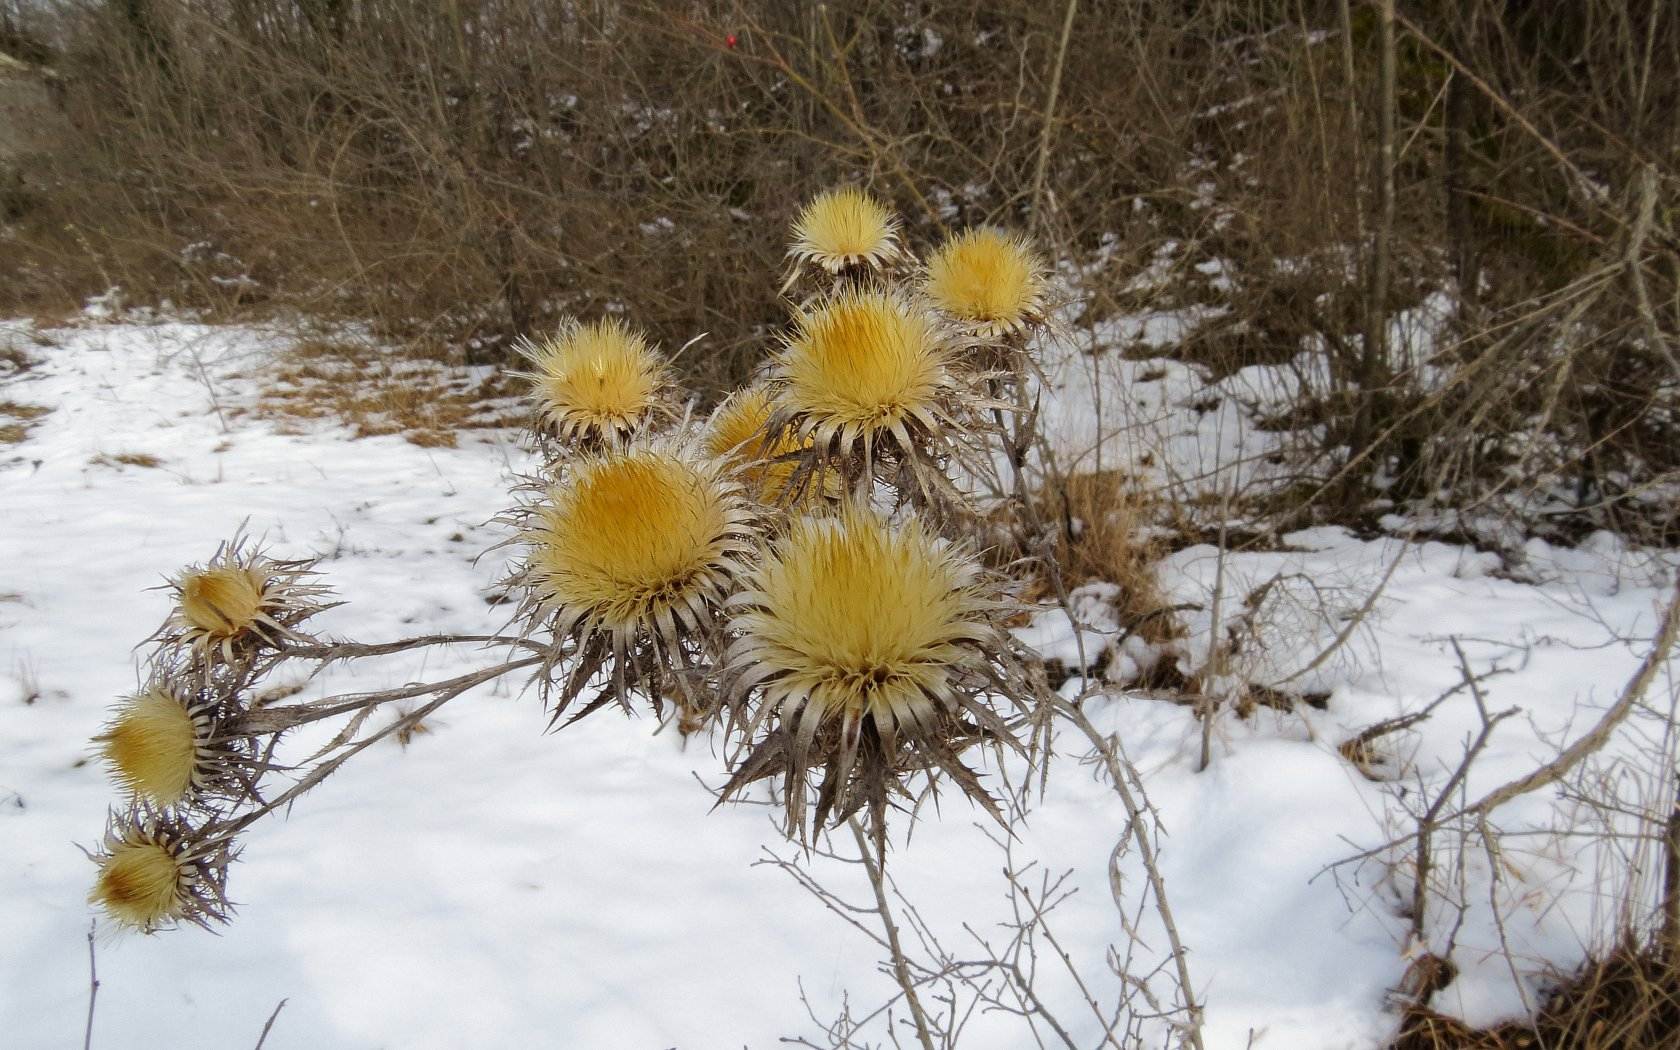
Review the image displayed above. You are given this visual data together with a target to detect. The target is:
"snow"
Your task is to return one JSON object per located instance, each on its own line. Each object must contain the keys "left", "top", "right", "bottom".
{"left": 2, "top": 312, "right": 1676, "bottom": 1049}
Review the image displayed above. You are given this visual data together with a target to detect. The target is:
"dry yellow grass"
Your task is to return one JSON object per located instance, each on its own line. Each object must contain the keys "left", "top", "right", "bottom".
{"left": 250, "top": 339, "right": 524, "bottom": 447}
{"left": 0, "top": 399, "right": 49, "bottom": 445}
{"left": 1041, "top": 471, "right": 1173, "bottom": 642}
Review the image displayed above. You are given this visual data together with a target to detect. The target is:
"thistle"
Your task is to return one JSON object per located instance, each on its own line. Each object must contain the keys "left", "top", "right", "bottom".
{"left": 723, "top": 505, "right": 1025, "bottom": 844}
{"left": 923, "top": 227, "right": 1047, "bottom": 340}
{"left": 518, "top": 317, "right": 673, "bottom": 450}
{"left": 787, "top": 187, "right": 902, "bottom": 281}
{"left": 152, "top": 538, "right": 331, "bottom": 667}
{"left": 87, "top": 813, "right": 233, "bottom": 933}
{"left": 703, "top": 385, "right": 834, "bottom": 509}
{"left": 511, "top": 440, "right": 756, "bottom": 723}
{"left": 769, "top": 290, "right": 962, "bottom": 503}
{"left": 95, "top": 681, "right": 255, "bottom": 809}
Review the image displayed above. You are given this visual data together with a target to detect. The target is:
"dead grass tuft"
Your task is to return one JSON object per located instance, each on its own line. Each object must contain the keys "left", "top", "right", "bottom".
{"left": 0, "top": 398, "right": 49, "bottom": 445}
{"left": 1037, "top": 471, "right": 1176, "bottom": 646}
{"left": 90, "top": 452, "right": 162, "bottom": 469}
{"left": 1391, "top": 942, "right": 1680, "bottom": 1050}
{"left": 251, "top": 339, "right": 523, "bottom": 448}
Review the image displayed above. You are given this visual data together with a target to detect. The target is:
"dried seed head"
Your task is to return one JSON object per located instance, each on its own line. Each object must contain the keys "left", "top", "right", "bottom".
{"left": 924, "top": 228, "right": 1047, "bottom": 338}
{"left": 788, "top": 187, "right": 902, "bottom": 275}
{"left": 95, "top": 682, "right": 252, "bottom": 809}
{"left": 774, "top": 291, "right": 951, "bottom": 453}
{"left": 725, "top": 505, "right": 1022, "bottom": 840}
{"left": 520, "top": 317, "right": 671, "bottom": 448}
{"left": 88, "top": 816, "right": 232, "bottom": 933}
{"left": 514, "top": 443, "right": 756, "bottom": 722}
{"left": 732, "top": 507, "right": 991, "bottom": 732}
{"left": 524, "top": 449, "right": 747, "bottom": 637}
{"left": 156, "top": 539, "right": 331, "bottom": 666}
{"left": 180, "top": 565, "right": 266, "bottom": 639}
{"left": 92, "top": 840, "right": 185, "bottom": 929}
{"left": 704, "top": 386, "right": 829, "bottom": 507}
{"left": 97, "top": 688, "right": 200, "bottom": 808}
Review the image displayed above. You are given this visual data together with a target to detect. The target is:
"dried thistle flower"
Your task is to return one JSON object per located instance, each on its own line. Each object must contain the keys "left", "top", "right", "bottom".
{"left": 87, "top": 813, "right": 233, "bottom": 932}
{"left": 95, "top": 681, "right": 256, "bottom": 809}
{"left": 518, "top": 317, "right": 673, "bottom": 449}
{"left": 769, "top": 291, "right": 961, "bottom": 498}
{"left": 787, "top": 187, "right": 902, "bottom": 278}
{"left": 703, "top": 385, "right": 835, "bottom": 509}
{"left": 153, "top": 539, "right": 331, "bottom": 666}
{"left": 924, "top": 227, "right": 1047, "bottom": 339}
{"left": 723, "top": 505, "right": 1025, "bottom": 843}
{"left": 512, "top": 440, "right": 755, "bottom": 722}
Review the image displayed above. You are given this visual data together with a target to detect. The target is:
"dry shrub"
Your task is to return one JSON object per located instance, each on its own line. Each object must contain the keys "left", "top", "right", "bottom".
{"left": 1392, "top": 942, "right": 1680, "bottom": 1050}
{"left": 3, "top": 0, "right": 1676, "bottom": 538}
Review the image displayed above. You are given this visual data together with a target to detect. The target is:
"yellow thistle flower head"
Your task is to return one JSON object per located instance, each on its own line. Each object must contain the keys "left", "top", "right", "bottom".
{"left": 703, "top": 386, "right": 826, "bottom": 507}
{"left": 91, "top": 839, "right": 187, "bottom": 930}
{"left": 775, "top": 291, "right": 950, "bottom": 450}
{"left": 520, "top": 317, "right": 671, "bottom": 447}
{"left": 179, "top": 565, "right": 266, "bottom": 639}
{"left": 788, "top": 187, "right": 902, "bottom": 274}
{"left": 729, "top": 506, "right": 994, "bottom": 740}
{"left": 521, "top": 444, "right": 754, "bottom": 643}
{"left": 87, "top": 818, "right": 231, "bottom": 933}
{"left": 924, "top": 227, "right": 1047, "bottom": 337}
{"left": 96, "top": 687, "right": 207, "bottom": 808}
{"left": 158, "top": 539, "right": 330, "bottom": 664}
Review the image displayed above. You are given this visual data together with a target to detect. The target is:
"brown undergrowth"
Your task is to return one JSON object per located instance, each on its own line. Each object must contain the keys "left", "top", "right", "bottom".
{"left": 0, "top": 397, "right": 48, "bottom": 444}
{"left": 239, "top": 338, "right": 525, "bottom": 449}
{"left": 1391, "top": 942, "right": 1680, "bottom": 1050}
{"left": 1041, "top": 469, "right": 1176, "bottom": 644}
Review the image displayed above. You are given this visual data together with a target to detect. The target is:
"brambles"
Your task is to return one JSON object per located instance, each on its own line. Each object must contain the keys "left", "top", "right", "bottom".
{"left": 85, "top": 185, "right": 1062, "bottom": 930}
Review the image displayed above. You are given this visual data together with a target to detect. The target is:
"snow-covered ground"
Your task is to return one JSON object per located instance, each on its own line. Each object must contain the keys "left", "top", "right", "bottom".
{"left": 2, "top": 313, "right": 1675, "bottom": 1049}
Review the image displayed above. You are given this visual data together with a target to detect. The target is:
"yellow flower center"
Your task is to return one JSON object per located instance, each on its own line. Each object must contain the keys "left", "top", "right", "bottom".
{"left": 101, "top": 689, "right": 198, "bottom": 807}
{"left": 180, "top": 566, "right": 267, "bottom": 637}
{"left": 791, "top": 188, "right": 898, "bottom": 269}
{"left": 530, "top": 454, "right": 730, "bottom": 630}
{"left": 783, "top": 294, "right": 943, "bottom": 431}
{"left": 705, "top": 388, "right": 813, "bottom": 504}
{"left": 744, "top": 512, "right": 979, "bottom": 723}
{"left": 91, "top": 842, "right": 185, "bottom": 929}
{"left": 528, "top": 319, "right": 664, "bottom": 437}
{"left": 925, "top": 228, "right": 1040, "bottom": 326}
